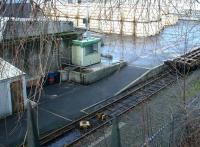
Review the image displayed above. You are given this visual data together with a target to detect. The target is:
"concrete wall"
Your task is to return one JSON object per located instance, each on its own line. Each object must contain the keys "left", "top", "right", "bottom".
{"left": 161, "top": 14, "right": 179, "bottom": 26}
{"left": 83, "top": 62, "right": 122, "bottom": 83}
{"left": 3, "top": 20, "right": 74, "bottom": 40}
{"left": 42, "top": 2, "right": 179, "bottom": 37}
{"left": 167, "top": 0, "right": 200, "bottom": 20}
{"left": 0, "top": 75, "right": 27, "bottom": 119}
{"left": 25, "top": 38, "right": 73, "bottom": 75}
{"left": 0, "top": 18, "right": 76, "bottom": 76}
{"left": 168, "top": 0, "right": 200, "bottom": 14}
{"left": 135, "top": 21, "right": 162, "bottom": 37}
{"left": 60, "top": 38, "right": 74, "bottom": 64}
{"left": 1, "top": 33, "right": 75, "bottom": 77}
{"left": 69, "top": 61, "right": 126, "bottom": 84}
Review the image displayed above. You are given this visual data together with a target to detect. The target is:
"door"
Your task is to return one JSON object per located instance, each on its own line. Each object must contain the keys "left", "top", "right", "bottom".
{"left": 10, "top": 80, "right": 24, "bottom": 114}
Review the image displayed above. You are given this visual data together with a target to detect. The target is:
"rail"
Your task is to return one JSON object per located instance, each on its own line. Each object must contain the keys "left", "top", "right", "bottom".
{"left": 41, "top": 68, "right": 179, "bottom": 146}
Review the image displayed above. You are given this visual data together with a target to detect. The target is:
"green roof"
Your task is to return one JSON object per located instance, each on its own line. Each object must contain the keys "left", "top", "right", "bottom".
{"left": 72, "top": 37, "right": 101, "bottom": 47}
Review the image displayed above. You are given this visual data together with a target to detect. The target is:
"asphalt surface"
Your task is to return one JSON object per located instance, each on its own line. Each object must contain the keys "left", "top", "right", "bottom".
{"left": 0, "top": 65, "right": 147, "bottom": 146}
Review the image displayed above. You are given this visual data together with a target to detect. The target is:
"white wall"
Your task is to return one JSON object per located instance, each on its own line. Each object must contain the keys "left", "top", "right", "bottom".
{"left": 72, "top": 42, "right": 101, "bottom": 66}
{"left": 0, "top": 75, "right": 27, "bottom": 119}
{"left": 72, "top": 45, "right": 83, "bottom": 65}
{"left": 0, "top": 80, "right": 12, "bottom": 118}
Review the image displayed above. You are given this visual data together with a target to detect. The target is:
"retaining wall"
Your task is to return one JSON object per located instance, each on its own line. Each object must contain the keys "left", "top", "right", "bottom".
{"left": 69, "top": 61, "right": 127, "bottom": 84}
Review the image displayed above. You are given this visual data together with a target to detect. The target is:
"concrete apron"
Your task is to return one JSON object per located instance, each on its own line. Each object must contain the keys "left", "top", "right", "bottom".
{"left": 115, "top": 64, "right": 168, "bottom": 96}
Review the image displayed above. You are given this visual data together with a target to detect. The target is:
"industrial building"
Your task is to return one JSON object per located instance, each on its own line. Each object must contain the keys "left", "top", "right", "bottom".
{"left": 72, "top": 37, "right": 101, "bottom": 66}
{"left": 1, "top": 0, "right": 200, "bottom": 147}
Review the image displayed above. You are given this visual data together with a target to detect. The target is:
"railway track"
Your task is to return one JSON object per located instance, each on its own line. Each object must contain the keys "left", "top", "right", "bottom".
{"left": 40, "top": 67, "right": 179, "bottom": 146}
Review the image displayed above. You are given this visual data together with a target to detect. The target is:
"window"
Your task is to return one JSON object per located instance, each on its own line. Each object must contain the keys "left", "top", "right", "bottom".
{"left": 85, "top": 43, "right": 98, "bottom": 56}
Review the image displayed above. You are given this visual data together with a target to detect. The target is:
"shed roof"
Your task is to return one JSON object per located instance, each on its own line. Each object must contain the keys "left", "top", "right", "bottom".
{"left": 72, "top": 37, "right": 101, "bottom": 47}
{"left": 0, "top": 58, "right": 25, "bottom": 81}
